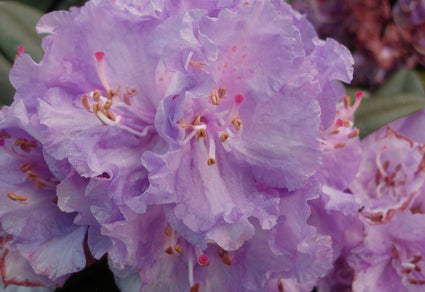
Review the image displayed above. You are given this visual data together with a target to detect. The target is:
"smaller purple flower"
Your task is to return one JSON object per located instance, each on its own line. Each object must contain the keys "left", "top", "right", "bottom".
{"left": 346, "top": 127, "right": 425, "bottom": 290}
{"left": 0, "top": 108, "right": 87, "bottom": 287}
{"left": 350, "top": 127, "right": 425, "bottom": 223}
{"left": 349, "top": 211, "right": 425, "bottom": 290}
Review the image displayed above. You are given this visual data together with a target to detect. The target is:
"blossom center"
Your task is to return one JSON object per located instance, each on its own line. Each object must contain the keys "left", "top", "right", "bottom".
{"left": 393, "top": 247, "right": 425, "bottom": 285}
{"left": 81, "top": 52, "right": 154, "bottom": 137}
{"left": 0, "top": 130, "right": 58, "bottom": 203}
{"left": 180, "top": 89, "right": 244, "bottom": 166}
{"left": 319, "top": 91, "right": 363, "bottom": 150}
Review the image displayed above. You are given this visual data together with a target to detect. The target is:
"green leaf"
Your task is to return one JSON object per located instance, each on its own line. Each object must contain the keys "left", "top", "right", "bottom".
{"left": 354, "top": 69, "right": 425, "bottom": 139}
{"left": 0, "top": 53, "right": 14, "bottom": 106}
{"left": 414, "top": 69, "right": 425, "bottom": 88}
{"left": 374, "top": 69, "right": 425, "bottom": 96}
{"left": 3, "top": 0, "right": 55, "bottom": 12}
{"left": 355, "top": 93, "right": 425, "bottom": 139}
{"left": 0, "top": 1, "right": 44, "bottom": 63}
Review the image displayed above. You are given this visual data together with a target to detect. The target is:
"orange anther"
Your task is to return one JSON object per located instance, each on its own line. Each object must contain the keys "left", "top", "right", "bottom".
{"left": 7, "top": 192, "right": 27, "bottom": 202}
{"left": 220, "top": 132, "right": 230, "bottom": 142}
{"left": 82, "top": 94, "right": 90, "bottom": 110}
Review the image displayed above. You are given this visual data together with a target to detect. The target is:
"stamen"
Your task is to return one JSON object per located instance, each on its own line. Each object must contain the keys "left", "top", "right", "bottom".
{"left": 197, "top": 137, "right": 208, "bottom": 156}
{"left": 181, "top": 129, "right": 198, "bottom": 145}
{"left": 190, "top": 283, "right": 200, "bottom": 292}
{"left": 408, "top": 278, "right": 425, "bottom": 285}
{"left": 107, "top": 89, "right": 116, "bottom": 99}
{"left": 218, "top": 87, "right": 226, "bottom": 98}
{"left": 104, "top": 99, "right": 113, "bottom": 111}
{"left": 189, "top": 60, "right": 208, "bottom": 72}
{"left": 92, "top": 90, "right": 101, "bottom": 101}
{"left": 196, "top": 129, "right": 207, "bottom": 141}
{"left": 94, "top": 51, "right": 112, "bottom": 91}
{"left": 0, "top": 142, "right": 26, "bottom": 160}
{"left": 348, "top": 129, "right": 360, "bottom": 138}
{"left": 411, "top": 256, "right": 422, "bottom": 264}
{"left": 96, "top": 110, "right": 152, "bottom": 137}
{"left": 113, "top": 99, "right": 155, "bottom": 124}
{"left": 105, "top": 110, "right": 116, "bottom": 121}
{"left": 174, "top": 244, "right": 183, "bottom": 254}
{"left": 337, "top": 90, "right": 364, "bottom": 121}
{"left": 402, "top": 268, "right": 412, "bottom": 274}
{"left": 322, "top": 118, "right": 344, "bottom": 137}
{"left": 24, "top": 170, "right": 57, "bottom": 189}
{"left": 19, "top": 163, "right": 34, "bottom": 172}
{"left": 376, "top": 145, "right": 388, "bottom": 178}
{"left": 93, "top": 103, "right": 107, "bottom": 125}
{"left": 344, "top": 91, "right": 363, "bottom": 118}
{"left": 232, "top": 118, "right": 242, "bottom": 130}
{"left": 13, "top": 138, "right": 37, "bottom": 153}
{"left": 343, "top": 95, "right": 351, "bottom": 109}
{"left": 221, "top": 139, "right": 231, "bottom": 152}
{"left": 218, "top": 247, "right": 233, "bottom": 265}
{"left": 220, "top": 132, "right": 230, "bottom": 142}
{"left": 82, "top": 94, "right": 90, "bottom": 110}
{"left": 165, "top": 247, "right": 174, "bottom": 255}
{"left": 123, "top": 88, "right": 137, "bottom": 105}
{"left": 188, "top": 256, "right": 194, "bottom": 287}
{"left": 164, "top": 226, "right": 173, "bottom": 237}
{"left": 193, "top": 115, "right": 201, "bottom": 125}
{"left": 207, "top": 137, "right": 216, "bottom": 165}
{"left": 334, "top": 142, "right": 346, "bottom": 149}
{"left": 7, "top": 192, "right": 27, "bottom": 202}
{"left": 221, "top": 94, "right": 244, "bottom": 132}
{"left": 210, "top": 89, "right": 221, "bottom": 105}
{"left": 35, "top": 181, "right": 46, "bottom": 190}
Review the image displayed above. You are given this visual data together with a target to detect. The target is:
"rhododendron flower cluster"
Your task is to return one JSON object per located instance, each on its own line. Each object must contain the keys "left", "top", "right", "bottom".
{"left": 2, "top": 0, "right": 423, "bottom": 291}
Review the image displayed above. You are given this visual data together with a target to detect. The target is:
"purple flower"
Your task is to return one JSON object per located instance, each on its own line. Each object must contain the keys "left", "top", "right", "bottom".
{"left": 142, "top": 0, "right": 353, "bottom": 250}
{"left": 4, "top": 0, "right": 356, "bottom": 290}
{"left": 349, "top": 211, "right": 425, "bottom": 290}
{"left": 0, "top": 106, "right": 87, "bottom": 287}
{"left": 346, "top": 128, "right": 425, "bottom": 290}
{"left": 350, "top": 127, "right": 425, "bottom": 223}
